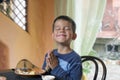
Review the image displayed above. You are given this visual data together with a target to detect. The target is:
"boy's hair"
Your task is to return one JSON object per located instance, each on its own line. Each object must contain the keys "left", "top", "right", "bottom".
{"left": 52, "top": 15, "right": 76, "bottom": 33}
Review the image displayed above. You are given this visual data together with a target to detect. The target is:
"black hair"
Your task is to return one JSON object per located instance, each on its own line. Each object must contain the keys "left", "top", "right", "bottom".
{"left": 52, "top": 15, "right": 76, "bottom": 33}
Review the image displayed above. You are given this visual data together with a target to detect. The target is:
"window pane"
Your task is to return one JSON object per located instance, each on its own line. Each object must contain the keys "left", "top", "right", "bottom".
{"left": 0, "top": 0, "right": 27, "bottom": 30}
{"left": 11, "top": 0, "right": 27, "bottom": 30}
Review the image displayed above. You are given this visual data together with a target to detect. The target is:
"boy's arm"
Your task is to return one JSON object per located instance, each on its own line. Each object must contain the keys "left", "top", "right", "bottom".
{"left": 51, "top": 62, "right": 82, "bottom": 80}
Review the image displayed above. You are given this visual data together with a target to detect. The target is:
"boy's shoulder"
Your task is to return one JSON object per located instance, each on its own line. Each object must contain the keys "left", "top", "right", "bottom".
{"left": 71, "top": 51, "right": 81, "bottom": 59}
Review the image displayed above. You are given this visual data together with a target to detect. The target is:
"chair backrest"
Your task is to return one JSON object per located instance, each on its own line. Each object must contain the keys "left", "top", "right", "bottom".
{"left": 81, "top": 56, "right": 107, "bottom": 80}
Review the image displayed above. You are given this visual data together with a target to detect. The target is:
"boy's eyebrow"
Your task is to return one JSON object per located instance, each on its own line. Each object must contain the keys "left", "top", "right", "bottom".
{"left": 54, "top": 26, "right": 71, "bottom": 28}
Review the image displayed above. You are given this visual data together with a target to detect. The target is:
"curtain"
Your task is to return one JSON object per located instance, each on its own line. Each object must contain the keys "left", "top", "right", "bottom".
{"left": 55, "top": 0, "right": 107, "bottom": 56}
{"left": 55, "top": 0, "right": 74, "bottom": 18}
{"left": 73, "top": 0, "right": 107, "bottom": 55}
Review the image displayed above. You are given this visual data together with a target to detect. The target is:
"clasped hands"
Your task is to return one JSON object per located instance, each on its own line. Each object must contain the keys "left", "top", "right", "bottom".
{"left": 46, "top": 50, "right": 58, "bottom": 71}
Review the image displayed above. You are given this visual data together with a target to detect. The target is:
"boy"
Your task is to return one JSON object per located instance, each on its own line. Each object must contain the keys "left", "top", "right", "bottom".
{"left": 42, "top": 15, "right": 82, "bottom": 80}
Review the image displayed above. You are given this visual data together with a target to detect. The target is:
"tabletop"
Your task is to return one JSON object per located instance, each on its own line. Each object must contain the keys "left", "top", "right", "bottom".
{"left": 0, "top": 69, "right": 42, "bottom": 80}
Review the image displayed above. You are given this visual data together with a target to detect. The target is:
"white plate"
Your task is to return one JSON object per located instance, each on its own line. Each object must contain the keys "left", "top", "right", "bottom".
{"left": 42, "top": 75, "right": 55, "bottom": 80}
{"left": 14, "top": 69, "right": 45, "bottom": 76}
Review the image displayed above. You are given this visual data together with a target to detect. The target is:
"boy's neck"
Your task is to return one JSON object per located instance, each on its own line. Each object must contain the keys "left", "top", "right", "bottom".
{"left": 57, "top": 45, "right": 72, "bottom": 54}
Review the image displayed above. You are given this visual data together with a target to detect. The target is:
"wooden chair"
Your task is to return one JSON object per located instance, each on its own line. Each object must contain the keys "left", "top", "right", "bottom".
{"left": 81, "top": 56, "right": 107, "bottom": 80}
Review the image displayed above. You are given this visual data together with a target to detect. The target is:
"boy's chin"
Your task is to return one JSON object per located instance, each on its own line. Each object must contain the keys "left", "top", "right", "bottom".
{"left": 56, "top": 41, "right": 69, "bottom": 45}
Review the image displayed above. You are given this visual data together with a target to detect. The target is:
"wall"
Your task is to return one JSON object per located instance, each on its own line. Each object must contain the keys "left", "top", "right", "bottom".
{"left": 0, "top": 0, "right": 55, "bottom": 69}
{"left": 0, "top": 40, "right": 9, "bottom": 70}
{"left": 0, "top": 13, "right": 36, "bottom": 68}
{"left": 27, "top": 0, "right": 55, "bottom": 66}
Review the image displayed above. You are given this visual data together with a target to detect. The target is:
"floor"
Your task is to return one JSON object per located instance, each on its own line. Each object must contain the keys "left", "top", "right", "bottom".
{"left": 86, "top": 59, "right": 120, "bottom": 80}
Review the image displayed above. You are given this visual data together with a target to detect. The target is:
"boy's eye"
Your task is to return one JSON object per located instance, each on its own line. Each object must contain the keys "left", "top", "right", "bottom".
{"left": 55, "top": 27, "right": 60, "bottom": 30}
{"left": 65, "top": 27, "right": 71, "bottom": 30}
{"left": 54, "top": 26, "right": 71, "bottom": 31}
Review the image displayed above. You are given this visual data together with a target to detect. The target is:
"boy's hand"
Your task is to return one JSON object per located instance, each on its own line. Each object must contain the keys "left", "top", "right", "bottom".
{"left": 46, "top": 50, "right": 58, "bottom": 69}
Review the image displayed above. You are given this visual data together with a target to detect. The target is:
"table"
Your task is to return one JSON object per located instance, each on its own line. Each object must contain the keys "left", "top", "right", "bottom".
{"left": 0, "top": 69, "right": 42, "bottom": 80}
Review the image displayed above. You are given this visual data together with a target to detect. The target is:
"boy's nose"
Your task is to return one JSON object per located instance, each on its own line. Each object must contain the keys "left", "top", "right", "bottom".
{"left": 59, "top": 28, "right": 65, "bottom": 32}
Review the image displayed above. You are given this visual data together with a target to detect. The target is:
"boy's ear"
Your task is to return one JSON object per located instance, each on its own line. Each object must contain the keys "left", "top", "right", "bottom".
{"left": 72, "top": 33, "right": 77, "bottom": 40}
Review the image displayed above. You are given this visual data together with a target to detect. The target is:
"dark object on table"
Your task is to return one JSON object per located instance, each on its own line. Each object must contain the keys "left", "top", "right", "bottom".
{"left": 0, "top": 69, "right": 42, "bottom": 80}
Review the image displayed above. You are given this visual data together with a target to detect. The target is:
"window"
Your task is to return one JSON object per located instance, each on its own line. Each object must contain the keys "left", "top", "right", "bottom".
{"left": 0, "top": 0, "right": 27, "bottom": 30}
{"left": 106, "top": 44, "right": 118, "bottom": 52}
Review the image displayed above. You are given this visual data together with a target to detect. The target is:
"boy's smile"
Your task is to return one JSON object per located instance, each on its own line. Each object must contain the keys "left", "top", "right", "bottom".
{"left": 56, "top": 33, "right": 66, "bottom": 38}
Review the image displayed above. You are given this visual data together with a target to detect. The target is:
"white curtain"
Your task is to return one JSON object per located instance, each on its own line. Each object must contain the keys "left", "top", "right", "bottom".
{"left": 55, "top": 0, "right": 107, "bottom": 56}
{"left": 55, "top": 0, "right": 75, "bottom": 18}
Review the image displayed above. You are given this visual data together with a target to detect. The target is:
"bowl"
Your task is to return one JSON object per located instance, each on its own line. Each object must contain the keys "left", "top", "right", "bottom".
{"left": 14, "top": 59, "right": 44, "bottom": 76}
{"left": 42, "top": 75, "right": 55, "bottom": 80}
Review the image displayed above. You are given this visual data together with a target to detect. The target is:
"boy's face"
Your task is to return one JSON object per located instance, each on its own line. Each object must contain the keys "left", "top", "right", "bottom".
{"left": 52, "top": 19, "right": 76, "bottom": 45}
